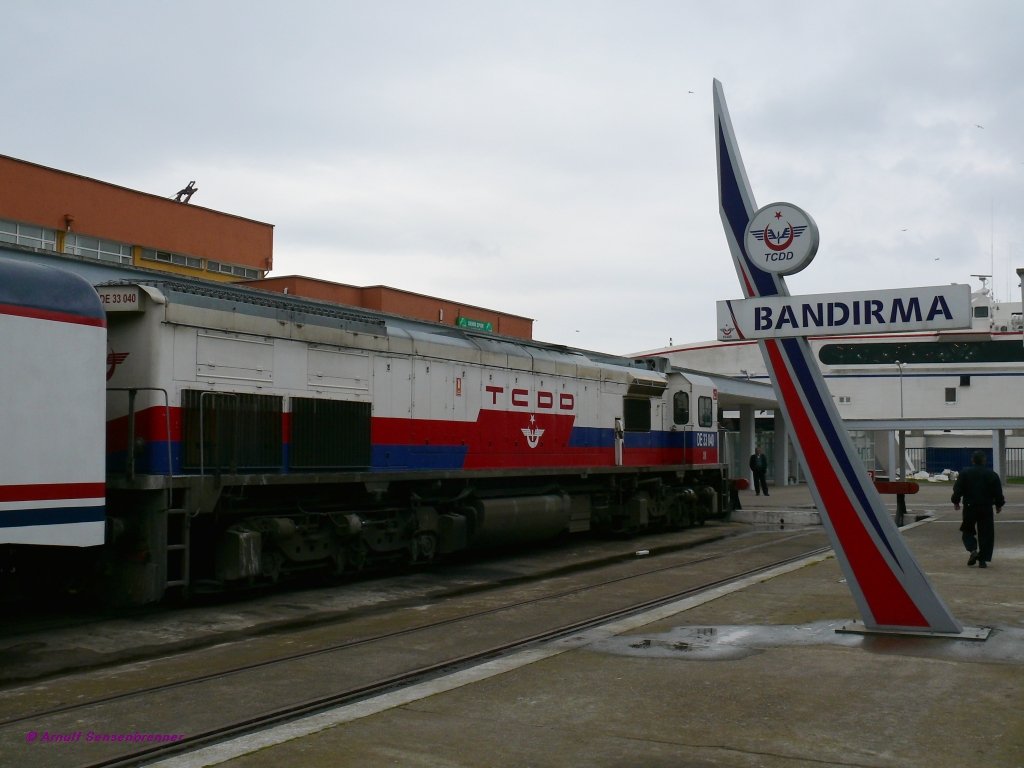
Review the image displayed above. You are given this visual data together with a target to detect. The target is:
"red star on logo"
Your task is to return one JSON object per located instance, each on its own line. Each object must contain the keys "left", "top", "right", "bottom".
{"left": 774, "top": 210, "right": 783, "bottom": 219}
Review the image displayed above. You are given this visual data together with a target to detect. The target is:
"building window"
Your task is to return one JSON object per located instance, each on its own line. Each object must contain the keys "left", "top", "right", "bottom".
{"left": 819, "top": 340, "right": 1024, "bottom": 366}
{"left": 959, "top": 375, "right": 971, "bottom": 387}
{"left": 945, "top": 387, "right": 957, "bottom": 404}
{"left": 0, "top": 219, "right": 57, "bottom": 251}
{"left": 65, "top": 233, "right": 133, "bottom": 264}
{"left": 207, "top": 260, "right": 260, "bottom": 279}
{"left": 141, "top": 248, "right": 202, "bottom": 269}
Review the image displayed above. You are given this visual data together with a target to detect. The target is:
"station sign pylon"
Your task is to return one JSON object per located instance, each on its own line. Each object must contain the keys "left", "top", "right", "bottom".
{"left": 714, "top": 79, "right": 965, "bottom": 635}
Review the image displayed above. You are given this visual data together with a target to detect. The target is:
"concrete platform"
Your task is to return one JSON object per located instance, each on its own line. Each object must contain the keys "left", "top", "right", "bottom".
{"left": 153, "top": 481, "right": 1024, "bottom": 768}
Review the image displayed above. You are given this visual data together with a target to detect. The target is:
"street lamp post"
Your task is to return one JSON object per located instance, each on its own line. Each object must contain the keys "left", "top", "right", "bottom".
{"left": 895, "top": 360, "right": 904, "bottom": 419}
{"left": 894, "top": 360, "right": 907, "bottom": 485}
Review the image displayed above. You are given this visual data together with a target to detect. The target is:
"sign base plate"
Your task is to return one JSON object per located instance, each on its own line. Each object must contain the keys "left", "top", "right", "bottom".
{"left": 836, "top": 620, "right": 991, "bottom": 641}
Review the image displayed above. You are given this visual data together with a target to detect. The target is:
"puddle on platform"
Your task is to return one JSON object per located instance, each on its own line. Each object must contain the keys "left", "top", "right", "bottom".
{"left": 589, "top": 621, "right": 1024, "bottom": 664}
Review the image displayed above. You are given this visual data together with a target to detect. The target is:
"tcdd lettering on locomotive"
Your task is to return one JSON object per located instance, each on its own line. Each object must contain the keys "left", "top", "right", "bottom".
{"left": 486, "top": 385, "right": 575, "bottom": 411}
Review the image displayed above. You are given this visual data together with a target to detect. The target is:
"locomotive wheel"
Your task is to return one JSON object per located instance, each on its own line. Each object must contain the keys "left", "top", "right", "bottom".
{"left": 330, "top": 549, "right": 346, "bottom": 577}
{"left": 412, "top": 532, "right": 437, "bottom": 564}
{"left": 347, "top": 540, "right": 368, "bottom": 572}
{"left": 262, "top": 552, "right": 284, "bottom": 583}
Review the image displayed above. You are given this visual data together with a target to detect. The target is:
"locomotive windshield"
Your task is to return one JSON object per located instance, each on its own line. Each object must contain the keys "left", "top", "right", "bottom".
{"left": 698, "top": 396, "right": 713, "bottom": 427}
{"left": 672, "top": 391, "right": 689, "bottom": 425}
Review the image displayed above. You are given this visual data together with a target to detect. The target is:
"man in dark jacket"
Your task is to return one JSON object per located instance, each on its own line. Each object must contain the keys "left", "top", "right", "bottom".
{"left": 749, "top": 446, "right": 769, "bottom": 496}
{"left": 951, "top": 451, "right": 1005, "bottom": 568}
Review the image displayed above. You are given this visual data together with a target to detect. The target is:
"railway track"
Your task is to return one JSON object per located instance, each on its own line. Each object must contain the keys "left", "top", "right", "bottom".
{"left": 2, "top": 528, "right": 831, "bottom": 768}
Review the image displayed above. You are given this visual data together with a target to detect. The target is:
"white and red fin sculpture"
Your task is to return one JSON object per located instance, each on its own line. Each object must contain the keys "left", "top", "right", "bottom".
{"left": 713, "top": 79, "right": 961, "bottom": 634}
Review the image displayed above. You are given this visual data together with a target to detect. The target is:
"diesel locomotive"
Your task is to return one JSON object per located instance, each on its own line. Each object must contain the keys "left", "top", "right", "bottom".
{"left": 1, "top": 258, "right": 729, "bottom": 604}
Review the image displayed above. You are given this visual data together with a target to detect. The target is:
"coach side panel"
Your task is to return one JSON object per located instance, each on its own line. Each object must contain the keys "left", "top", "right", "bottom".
{"left": 1, "top": 263, "right": 106, "bottom": 546}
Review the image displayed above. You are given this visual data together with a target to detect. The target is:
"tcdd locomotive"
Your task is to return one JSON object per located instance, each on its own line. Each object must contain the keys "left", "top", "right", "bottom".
{"left": 1, "top": 258, "right": 729, "bottom": 604}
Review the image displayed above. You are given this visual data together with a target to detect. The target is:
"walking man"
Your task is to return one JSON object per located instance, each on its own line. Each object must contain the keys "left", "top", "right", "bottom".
{"left": 749, "top": 446, "right": 769, "bottom": 497}
{"left": 951, "top": 451, "right": 1004, "bottom": 568}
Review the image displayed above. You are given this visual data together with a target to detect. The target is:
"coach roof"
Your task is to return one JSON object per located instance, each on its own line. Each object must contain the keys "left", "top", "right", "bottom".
{"left": 0, "top": 258, "right": 106, "bottom": 326}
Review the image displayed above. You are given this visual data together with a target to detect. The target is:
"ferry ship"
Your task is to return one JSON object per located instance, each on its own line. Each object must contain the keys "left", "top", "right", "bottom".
{"left": 637, "top": 276, "right": 1024, "bottom": 478}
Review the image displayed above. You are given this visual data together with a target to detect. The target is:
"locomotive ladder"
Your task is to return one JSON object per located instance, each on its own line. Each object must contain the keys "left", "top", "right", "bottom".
{"left": 165, "top": 507, "right": 190, "bottom": 589}
{"left": 108, "top": 387, "right": 188, "bottom": 592}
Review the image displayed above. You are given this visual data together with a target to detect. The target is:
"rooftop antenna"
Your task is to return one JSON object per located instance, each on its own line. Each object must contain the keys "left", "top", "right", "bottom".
{"left": 970, "top": 274, "right": 992, "bottom": 296}
{"left": 990, "top": 200, "right": 995, "bottom": 300}
{"left": 174, "top": 180, "right": 198, "bottom": 204}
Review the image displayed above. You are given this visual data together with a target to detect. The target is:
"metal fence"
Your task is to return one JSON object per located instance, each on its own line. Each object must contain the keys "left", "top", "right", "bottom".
{"left": 1008, "top": 448, "right": 1024, "bottom": 478}
{"left": 725, "top": 434, "right": 1024, "bottom": 481}
{"left": 906, "top": 447, "right": 1024, "bottom": 478}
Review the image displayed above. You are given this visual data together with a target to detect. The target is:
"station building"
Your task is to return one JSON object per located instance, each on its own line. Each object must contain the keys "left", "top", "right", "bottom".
{"left": 0, "top": 154, "right": 273, "bottom": 281}
{"left": 248, "top": 275, "right": 533, "bottom": 340}
{"left": 0, "top": 154, "right": 533, "bottom": 340}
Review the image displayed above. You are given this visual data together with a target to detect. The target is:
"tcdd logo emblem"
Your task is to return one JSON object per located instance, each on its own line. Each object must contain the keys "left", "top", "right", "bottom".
{"left": 745, "top": 202, "right": 819, "bottom": 275}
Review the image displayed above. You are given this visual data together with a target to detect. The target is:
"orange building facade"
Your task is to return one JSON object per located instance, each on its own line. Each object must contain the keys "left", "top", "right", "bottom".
{"left": 0, "top": 154, "right": 273, "bottom": 281}
{"left": 1, "top": 153, "right": 533, "bottom": 338}
{"left": 250, "top": 275, "right": 534, "bottom": 339}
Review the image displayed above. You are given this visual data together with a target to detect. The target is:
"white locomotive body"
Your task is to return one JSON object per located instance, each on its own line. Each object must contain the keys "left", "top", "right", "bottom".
{"left": 5, "top": 263, "right": 728, "bottom": 604}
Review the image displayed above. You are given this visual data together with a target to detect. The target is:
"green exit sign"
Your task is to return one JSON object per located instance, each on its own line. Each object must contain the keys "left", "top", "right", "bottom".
{"left": 456, "top": 316, "right": 493, "bottom": 332}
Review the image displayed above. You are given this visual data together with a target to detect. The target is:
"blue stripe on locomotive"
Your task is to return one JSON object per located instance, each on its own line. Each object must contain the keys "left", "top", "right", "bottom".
{"left": 569, "top": 428, "right": 716, "bottom": 449}
{"left": 114, "top": 428, "right": 716, "bottom": 474}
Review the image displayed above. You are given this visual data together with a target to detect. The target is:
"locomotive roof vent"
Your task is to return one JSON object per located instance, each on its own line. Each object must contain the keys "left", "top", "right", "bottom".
{"left": 636, "top": 356, "right": 669, "bottom": 373}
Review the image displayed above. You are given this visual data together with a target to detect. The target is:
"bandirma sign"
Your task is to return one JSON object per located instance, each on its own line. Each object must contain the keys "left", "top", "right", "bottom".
{"left": 716, "top": 284, "right": 972, "bottom": 341}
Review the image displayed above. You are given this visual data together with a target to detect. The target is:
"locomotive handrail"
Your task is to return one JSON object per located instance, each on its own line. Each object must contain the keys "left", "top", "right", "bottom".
{"left": 107, "top": 387, "right": 172, "bottom": 509}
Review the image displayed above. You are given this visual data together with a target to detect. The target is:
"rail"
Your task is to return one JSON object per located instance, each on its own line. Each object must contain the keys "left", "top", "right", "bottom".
{"left": 79, "top": 541, "right": 833, "bottom": 768}
{"left": 5, "top": 532, "right": 830, "bottom": 768}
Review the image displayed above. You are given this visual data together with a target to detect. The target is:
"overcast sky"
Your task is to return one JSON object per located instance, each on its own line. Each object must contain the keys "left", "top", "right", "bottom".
{"left": 7, "top": 1, "right": 1023, "bottom": 354}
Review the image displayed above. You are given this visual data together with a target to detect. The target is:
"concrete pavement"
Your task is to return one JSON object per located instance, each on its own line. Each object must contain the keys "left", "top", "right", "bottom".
{"left": 151, "top": 480, "right": 1024, "bottom": 768}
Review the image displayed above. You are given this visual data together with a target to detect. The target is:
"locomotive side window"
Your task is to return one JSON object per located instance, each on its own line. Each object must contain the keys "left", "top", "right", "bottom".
{"left": 290, "top": 397, "right": 371, "bottom": 469}
{"left": 623, "top": 397, "right": 651, "bottom": 432}
{"left": 697, "top": 395, "right": 713, "bottom": 427}
{"left": 672, "top": 391, "right": 690, "bottom": 425}
{"left": 181, "top": 390, "right": 283, "bottom": 471}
